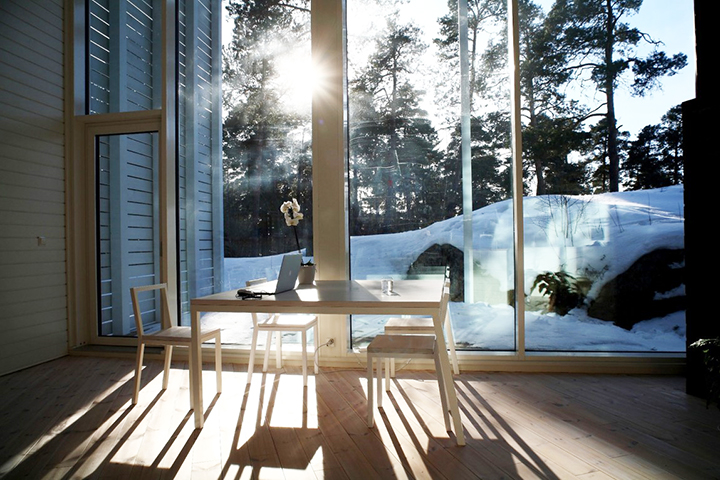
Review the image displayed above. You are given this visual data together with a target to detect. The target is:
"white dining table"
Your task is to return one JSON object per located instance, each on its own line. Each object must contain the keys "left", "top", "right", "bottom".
{"left": 189, "top": 278, "right": 465, "bottom": 445}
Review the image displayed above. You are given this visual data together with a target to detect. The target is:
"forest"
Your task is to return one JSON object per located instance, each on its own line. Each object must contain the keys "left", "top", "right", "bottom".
{"left": 221, "top": 0, "right": 687, "bottom": 259}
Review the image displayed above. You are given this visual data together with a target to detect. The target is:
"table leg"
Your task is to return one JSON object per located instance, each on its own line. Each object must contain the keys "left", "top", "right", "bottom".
{"left": 191, "top": 307, "right": 204, "bottom": 429}
{"left": 367, "top": 357, "right": 374, "bottom": 427}
{"left": 433, "top": 312, "right": 465, "bottom": 446}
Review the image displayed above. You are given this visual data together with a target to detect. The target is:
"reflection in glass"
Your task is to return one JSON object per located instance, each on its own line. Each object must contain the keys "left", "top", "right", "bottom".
{"left": 347, "top": 0, "right": 515, "bottom": 350}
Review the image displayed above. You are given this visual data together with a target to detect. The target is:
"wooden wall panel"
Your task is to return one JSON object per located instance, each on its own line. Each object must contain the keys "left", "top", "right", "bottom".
{"left": 0, "top": 0, "right": 67, "bottom": 376}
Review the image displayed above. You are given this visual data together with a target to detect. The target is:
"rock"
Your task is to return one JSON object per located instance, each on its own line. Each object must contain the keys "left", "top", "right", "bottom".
{"left": 587, "top": 248, "right": 685, "bottom": 330}
{"left": 407, "top": 243, "right": 464, "bottom": 301}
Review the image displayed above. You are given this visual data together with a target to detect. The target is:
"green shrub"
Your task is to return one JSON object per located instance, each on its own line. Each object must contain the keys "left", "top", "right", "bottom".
{"left": 530, "top": 271, "right": 587, "bottom": 316}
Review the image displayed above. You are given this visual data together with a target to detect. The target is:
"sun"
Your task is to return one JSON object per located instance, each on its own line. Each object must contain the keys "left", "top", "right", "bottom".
{"left": 275, "top": 47, "right": 316, "bottom": 116}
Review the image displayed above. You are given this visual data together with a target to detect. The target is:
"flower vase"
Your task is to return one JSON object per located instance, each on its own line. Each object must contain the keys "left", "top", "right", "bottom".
{"left": 298, "top": 264, "right": 316, "bottom": 285}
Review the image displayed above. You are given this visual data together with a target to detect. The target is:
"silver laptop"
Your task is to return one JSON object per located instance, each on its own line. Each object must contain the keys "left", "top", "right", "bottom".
{"left": 242, "top": 254, "right": 302, "bottom": 296}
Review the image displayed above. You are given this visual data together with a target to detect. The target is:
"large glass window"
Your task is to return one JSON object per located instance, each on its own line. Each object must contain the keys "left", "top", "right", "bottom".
{"left": 210, "top": 0, "right": 313, "bottom": 346}
{"left": 86, "top": 0, "right": 226, "bottom": 335}
{"left": 347, "top": 0, "right": 515, "bottom": 350}
{"left": 221, "top": 0, "right": 313, "bottom": 279}
{"left": 520, "top": 0, "right": 689, "bottom": 352}
{"left": 347, "top": 0, "right": 690, "bottom": 354}
{"left": 177, "top": 0, "right": 225, "bottom": 323}
{"left": 79, "top": 0, "right": 692, "bottom": 356}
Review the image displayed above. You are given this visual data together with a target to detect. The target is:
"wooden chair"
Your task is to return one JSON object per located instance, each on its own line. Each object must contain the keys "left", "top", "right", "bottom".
{"left": 365, "top": 334, "right": 451, "bottom": 431}
{"left": 383, "top": 278, "right": 459, "bottom": 376}
{"left": 246, "top": 278, "right": 319, "bottom": 386}
{"left": 130, "top": 283, "right": 222, "bottom": 405}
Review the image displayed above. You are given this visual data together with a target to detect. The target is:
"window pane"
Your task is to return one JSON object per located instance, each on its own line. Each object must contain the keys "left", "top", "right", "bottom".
{"left": 97, "top": 132, "right": 160, "bottom": 336}
{"left": 347, "top": 0, "right": 515, "bottom": 350}
{"left": 215, "top": 0, "right": 313, "bottom": 346}
{"left": 87, "top": 0, "right": 162, "bottom": 114}
{"left": 521, "top": 1, "right": 690, "bottom": 352}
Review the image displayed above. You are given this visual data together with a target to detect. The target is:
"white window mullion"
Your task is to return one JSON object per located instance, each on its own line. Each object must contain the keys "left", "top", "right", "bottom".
{"left": 312, "top": 0, "right": 349, "bottom": 354}
{"left": 508, "top": 0, "right": 526, "bottom": 356}
{"left": 459, "top": 0, "right": 474, "bottom": 304}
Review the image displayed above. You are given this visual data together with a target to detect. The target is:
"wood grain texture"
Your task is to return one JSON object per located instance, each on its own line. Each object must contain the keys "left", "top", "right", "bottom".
{"left": 1, "top": 355, "right": 719, "bottom": 479}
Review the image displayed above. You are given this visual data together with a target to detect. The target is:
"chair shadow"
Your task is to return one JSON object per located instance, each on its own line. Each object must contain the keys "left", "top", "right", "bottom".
{"left": 219, "top": 371, "right": 322, "bottom": 479}
{"left": 74, "top": 371, "right": 223, "bottom": 479}
{"left": 455, "top": 377, "right": 561, "bottom": 480}
{"left": 1, "top": 358, "right": 560, "bottom": 479}
{"left": 374, "top": 372, "right": 558, "bottom": 479}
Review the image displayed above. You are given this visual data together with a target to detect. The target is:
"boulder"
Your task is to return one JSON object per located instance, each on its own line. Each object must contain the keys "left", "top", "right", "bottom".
{"left": 587, "top": 248, "right": 685, "bottom": 330}
{"left": 407, "top": 243, "right": 464, "bottom": 301}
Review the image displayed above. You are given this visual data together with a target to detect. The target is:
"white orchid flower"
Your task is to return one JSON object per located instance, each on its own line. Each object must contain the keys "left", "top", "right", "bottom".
{"left": 280, "top": 198, "right": 311, "bottom": 265}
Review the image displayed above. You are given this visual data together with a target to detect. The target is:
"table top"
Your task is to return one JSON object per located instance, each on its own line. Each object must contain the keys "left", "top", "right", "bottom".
{"left": 190, "top": 279, "right": 444, "bottom": 315}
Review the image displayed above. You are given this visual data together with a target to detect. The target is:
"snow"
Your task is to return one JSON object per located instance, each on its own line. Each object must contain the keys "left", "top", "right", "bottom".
{"left": 223, "top": 185, "right": 686, "bottom": 352}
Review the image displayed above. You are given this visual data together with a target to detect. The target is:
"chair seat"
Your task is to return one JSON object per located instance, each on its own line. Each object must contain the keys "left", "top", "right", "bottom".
{"left": 383, "top": 316, "right": 434, "bottom": 333}
{"left": 258, "top": 314, "right": 318, "bottom": 330}
{"left": 367, "top": 334, "right": 435, "bottom": 357}
{"left": 382, "top": 277, "right": 459, "bottom": 376}
{"left": 145, "top": 326, "right": 220, "bottom": 343}
{"left": 366, "top": 334, "right": 450, "bottom": 431}
{"left": 130, "top": 283, "right": 222, "bottom": 406}
{"left": 245, "top": 277, "right": 319, "bottom": 386}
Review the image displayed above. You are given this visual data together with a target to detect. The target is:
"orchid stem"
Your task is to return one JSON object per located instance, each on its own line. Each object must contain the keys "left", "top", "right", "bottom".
{"left": 293, "top": 225, "right": 302, "bottom": 256}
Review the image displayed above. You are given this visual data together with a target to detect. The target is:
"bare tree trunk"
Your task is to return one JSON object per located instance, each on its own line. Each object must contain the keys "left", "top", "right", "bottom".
{"left": 605, "top": 0, "right": 620, "bottom": 192}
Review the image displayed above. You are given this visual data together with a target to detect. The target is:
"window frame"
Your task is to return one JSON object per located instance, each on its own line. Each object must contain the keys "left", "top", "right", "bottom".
{"left": 65, "top": 0, "right": 686, "bottom": 373}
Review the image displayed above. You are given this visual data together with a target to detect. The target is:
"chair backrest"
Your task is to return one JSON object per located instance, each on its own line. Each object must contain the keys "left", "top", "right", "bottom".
{"left": 130, "top": 283, "right": 172, "bottom": 337}
{"left": 439, "top": 281, "right": 451, "bottom": 326}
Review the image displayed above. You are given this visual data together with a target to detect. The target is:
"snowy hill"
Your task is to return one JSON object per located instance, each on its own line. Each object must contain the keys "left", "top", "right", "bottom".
{"left": 225, "top": 185, "right": 685, "bottom": 352}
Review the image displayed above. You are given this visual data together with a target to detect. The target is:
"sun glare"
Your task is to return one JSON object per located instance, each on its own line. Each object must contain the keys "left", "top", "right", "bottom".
{"left": 275, "top": 51, "right": 316, "bottom": 115}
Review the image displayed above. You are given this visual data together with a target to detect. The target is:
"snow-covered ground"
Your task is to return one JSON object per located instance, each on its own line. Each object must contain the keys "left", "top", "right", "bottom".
{"left": 222, "top": 185, "right": 685, "bottom": 352}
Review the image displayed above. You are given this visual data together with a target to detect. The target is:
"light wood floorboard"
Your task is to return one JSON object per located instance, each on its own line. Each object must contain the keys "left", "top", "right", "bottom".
{"left": 1, "top": 356, "right": 719, "bottom": 479}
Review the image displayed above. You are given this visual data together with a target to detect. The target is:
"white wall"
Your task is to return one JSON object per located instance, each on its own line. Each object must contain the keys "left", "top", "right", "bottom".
{"left": 0, "top": 0, "right": 68, "bottom": 375}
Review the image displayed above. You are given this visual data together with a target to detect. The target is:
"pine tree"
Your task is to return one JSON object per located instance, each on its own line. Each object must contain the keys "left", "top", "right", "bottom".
{"left": 624, "top": 104, "right": 683, "bottom": 190}
{"left": 546, "top": 0, "right": 687, "bottom": 192}
{"left": 349, "top": 19, "right": 446, "bottom": 234}
{"left": 223, "top": 0, "right": 312, "bottom": 256}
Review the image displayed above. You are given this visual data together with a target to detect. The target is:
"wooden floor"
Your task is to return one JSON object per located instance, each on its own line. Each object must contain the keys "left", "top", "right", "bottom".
{"left": 1, "top": 356, "right": 719, "bottom": 479}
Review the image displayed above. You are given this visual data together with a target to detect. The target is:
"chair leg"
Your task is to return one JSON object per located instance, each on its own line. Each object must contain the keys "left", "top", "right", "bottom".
{"left": 377, "top": 356, "right": 383, "bottom": 409}
{"left": 247, "top": 322, "right": 260, "bottom": 383}
{"left": 301, "top": 329, "right": 308, "bottom": 386}
{"left": 313, "top": 324, "right": 319, "bottom": 374}
{"left": 276, "top": 331, "right": 282, "bottom": 369}
{"left": 390, "top": 358, "right": 396, "bottom": 378}
{"left": 433, "top": 343, "right": 452, "bottom": 431}
{"left": 132, "top": 343, "right": 145, "bottom": 405}
{"left": 367, "top": 356, "right": 374, "bottom": 427}
{"left": 162, "top": 345, "right": 173, "bottom": 390}
{"left": 384, "top": 358, "right": 390, "bottom": 389}
{"left": 214, "top": 333, "right": 222, "bottom": 393}
{"left": 263, "top": 330, "right": 272, "bottom": 372}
